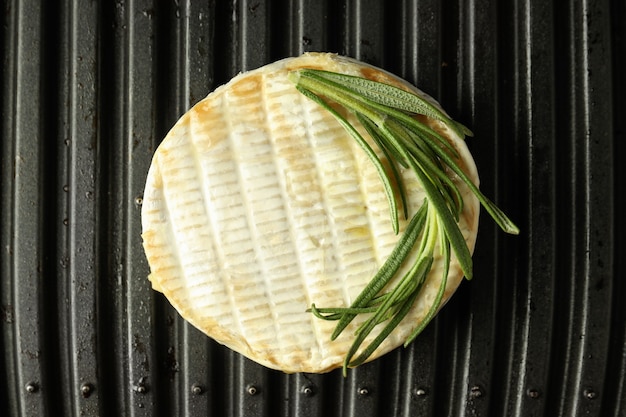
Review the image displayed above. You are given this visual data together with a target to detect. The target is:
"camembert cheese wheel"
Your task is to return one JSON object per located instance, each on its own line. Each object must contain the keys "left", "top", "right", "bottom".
{"left": 141, "top": 52, "right": 480, "bottom": 373}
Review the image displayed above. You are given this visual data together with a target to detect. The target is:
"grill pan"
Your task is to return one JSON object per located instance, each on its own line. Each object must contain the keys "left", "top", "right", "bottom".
{"left": 1, "top": 1, "right": 624, "bottom": 416}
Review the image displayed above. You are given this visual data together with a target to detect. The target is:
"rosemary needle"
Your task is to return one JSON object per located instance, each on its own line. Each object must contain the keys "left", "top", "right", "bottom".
{"left": 290, "top": 68, "right": 519, "bottom": 375}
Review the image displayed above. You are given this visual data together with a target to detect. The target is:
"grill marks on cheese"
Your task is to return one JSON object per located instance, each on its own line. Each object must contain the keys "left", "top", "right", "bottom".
{"left": 142, "top": 53, "right": 479, "bottom": 372}
{"left": 144, "top": 70, "right": 401, "bottom": 361}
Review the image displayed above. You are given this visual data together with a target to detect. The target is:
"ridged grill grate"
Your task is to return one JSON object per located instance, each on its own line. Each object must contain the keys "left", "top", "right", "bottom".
{"left": 1, "top": 1, "right": 624, "bottom": 416}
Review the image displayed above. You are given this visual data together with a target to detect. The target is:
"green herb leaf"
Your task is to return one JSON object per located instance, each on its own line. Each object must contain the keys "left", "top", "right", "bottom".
{"left": 294, "top": 86, "right": 400, "bottom": 234}
{"left": 289, "top": 67, "right": 519, "bottom": 372}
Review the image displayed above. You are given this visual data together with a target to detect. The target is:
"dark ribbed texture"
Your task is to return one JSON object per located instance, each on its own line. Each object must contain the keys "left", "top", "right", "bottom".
{"left": 1, "top": 1, "right": 624, "bottom": 416}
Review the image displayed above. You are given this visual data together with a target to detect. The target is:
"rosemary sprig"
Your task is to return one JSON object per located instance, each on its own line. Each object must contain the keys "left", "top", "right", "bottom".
{"left": 288, "top": 68, "right": 519, "bottom": 375}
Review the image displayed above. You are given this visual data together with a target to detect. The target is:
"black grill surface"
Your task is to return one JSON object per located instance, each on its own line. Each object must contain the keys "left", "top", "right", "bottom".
{"left": 1, "top": 1, "right": 624, "bottom": 416}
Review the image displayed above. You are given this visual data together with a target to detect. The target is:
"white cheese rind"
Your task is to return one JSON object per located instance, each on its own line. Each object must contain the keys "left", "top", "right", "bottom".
{"left": 142, "top": 53, "right": 480, "bottom": 373}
